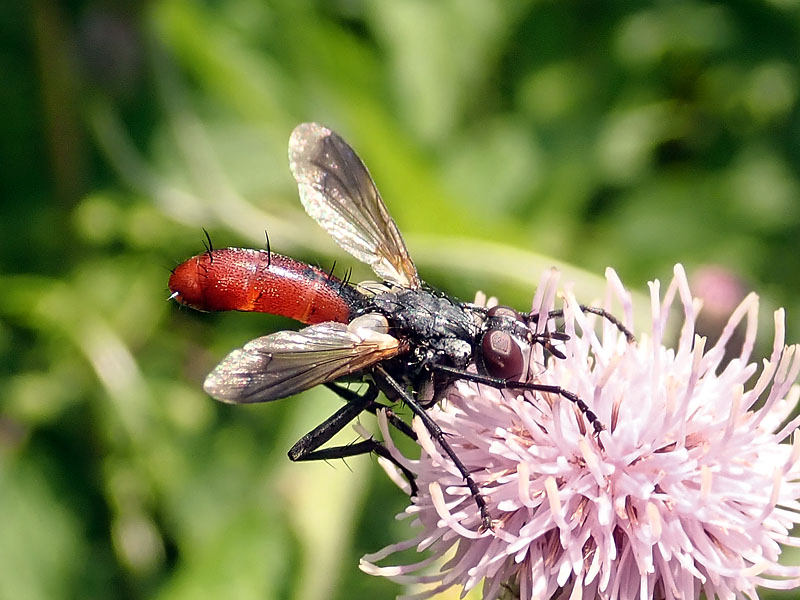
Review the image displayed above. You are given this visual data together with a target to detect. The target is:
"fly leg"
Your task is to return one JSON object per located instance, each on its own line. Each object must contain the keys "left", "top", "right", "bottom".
{"left": 372, "top": 365, "right": 494, "bottom": 531}
{"left": 431, "top": 364, "right": 606, "bottom": 435}
{"left": 538, "top": 305, "right": 635, "bottom": 343}
{"left": 326, "top": 383, "right": 418, "bottom": 443}
{"left": 526, "top": 305, "right": 635, "bottom": 366}
{"left": 288, "top": 382, "right": 418, "bottom": 495}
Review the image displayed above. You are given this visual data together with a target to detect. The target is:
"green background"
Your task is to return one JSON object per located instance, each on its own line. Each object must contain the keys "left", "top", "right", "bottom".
{"left": 3, "top": 1, "right": 800, "bottom": 598}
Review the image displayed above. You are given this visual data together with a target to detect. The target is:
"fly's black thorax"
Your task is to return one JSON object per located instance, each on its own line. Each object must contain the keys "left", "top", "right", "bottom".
{"left": 369, "top": 287, "right": 481, "bottom": 371}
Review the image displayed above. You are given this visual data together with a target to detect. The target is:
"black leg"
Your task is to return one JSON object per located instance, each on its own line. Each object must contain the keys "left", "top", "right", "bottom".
{"left": 291, "top": 436, "right": 419, "bottom": 497}
{"left": 431, "top": 363, "right": 605, "bottom": 435}
{"left": 325, "top": 382, "right": 418, "bottom": 442}
{"left": 373, "top": 365, "right": 494, "bottom": 531}
{"left": 539, "top": 305, "right": 635, "bottom": 343}
{"left": 287, "top": 387, "right": 375, "bottom": 461}
{"left": 287, "top": 382, "right": 418, "bottom": 495}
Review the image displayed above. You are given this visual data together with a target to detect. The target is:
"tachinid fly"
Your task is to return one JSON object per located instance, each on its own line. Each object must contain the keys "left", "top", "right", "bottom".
{"left": 169, "top": 123, "right": 633, "bottom": 530}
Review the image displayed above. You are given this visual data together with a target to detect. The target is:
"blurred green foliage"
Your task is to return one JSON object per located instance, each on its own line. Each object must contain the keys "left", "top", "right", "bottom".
{"left": 3, "top": 0, "right": 800, "bottom": 598}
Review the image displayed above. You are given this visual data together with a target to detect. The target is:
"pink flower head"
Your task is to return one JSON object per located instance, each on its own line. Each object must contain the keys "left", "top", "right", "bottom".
{"left": 361, "top": 265, "right": 800, "bottom": 600}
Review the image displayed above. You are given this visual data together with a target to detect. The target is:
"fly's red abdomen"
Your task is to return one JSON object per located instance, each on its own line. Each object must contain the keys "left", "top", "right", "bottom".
{"left": 168, "top": 248, "right": 360, "bottom": 324}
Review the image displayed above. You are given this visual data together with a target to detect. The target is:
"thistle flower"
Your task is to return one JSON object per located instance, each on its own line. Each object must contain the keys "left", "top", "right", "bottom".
{"left": 361, "top": 265, "right": 800, "bottom": 600}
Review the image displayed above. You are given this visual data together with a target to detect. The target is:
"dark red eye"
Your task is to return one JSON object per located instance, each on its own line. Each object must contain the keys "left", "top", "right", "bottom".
{"left": 481, "top": 329, "right": 524, "bottom": 381}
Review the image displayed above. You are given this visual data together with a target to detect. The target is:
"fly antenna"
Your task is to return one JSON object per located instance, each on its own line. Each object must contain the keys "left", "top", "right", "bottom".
{"left": 264, "top": 230, "right": 272, "bottom": 267}
{"left": 202, "top": 228, "right": 214, "bottom": 262}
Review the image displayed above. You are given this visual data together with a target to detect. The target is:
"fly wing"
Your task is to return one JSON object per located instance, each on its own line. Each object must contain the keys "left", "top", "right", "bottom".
{"left": 203, "top": 322, "right": 401, "bottom": 403}
{"left": 289, "top": 122, "right": 421, "bottom": 289}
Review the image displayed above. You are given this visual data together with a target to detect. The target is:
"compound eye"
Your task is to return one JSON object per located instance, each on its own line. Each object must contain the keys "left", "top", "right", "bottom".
{"left": 481, "top": 329, "right": 525, "bottom": 381}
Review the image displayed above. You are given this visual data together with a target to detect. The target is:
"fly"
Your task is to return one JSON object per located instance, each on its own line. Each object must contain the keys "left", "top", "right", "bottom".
{"left": 169, "top": 123, "right": 634, "bottom": 530}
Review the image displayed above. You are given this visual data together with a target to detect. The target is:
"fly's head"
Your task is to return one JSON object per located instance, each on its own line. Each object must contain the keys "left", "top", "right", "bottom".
{"left": 477, "top": 306, "right": 536, "bottom": 382}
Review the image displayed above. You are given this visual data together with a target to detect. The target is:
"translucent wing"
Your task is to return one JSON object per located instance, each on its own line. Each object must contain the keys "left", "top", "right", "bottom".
{"left": 204, "top": 322, "right": 401, "bottom": 403}
{"left": 289, "top": 122, "right": 421, "bottom": 288}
